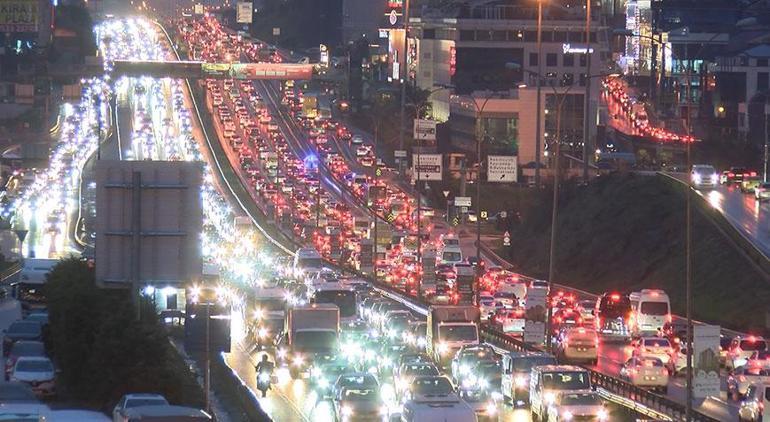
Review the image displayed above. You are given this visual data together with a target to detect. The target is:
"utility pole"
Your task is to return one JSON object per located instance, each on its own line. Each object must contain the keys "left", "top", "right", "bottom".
{"left": 684, "top": 40, "right": 694, "bottom": 422}
{"left": 398, "top": 0, "right": 411, "bottom": 173}
{"left": 534, "top": 0, "right": 544, "bottom": 187}
{"left": 582, "top": 0, "right": 592, "bottom": 183}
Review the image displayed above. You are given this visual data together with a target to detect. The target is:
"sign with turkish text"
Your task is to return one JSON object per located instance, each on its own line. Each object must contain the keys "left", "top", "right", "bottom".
{"left": 487, "top": 155, "right": 518, "bottom": 182}
{"left": 0, "top": 0, "right": 38, "bottom": 32}
{"left": 454, "top": 196, "right": 471, "bottom": 207}
{"left": 693, "top": 325, "right": 721, "bottom": 398}
{"left": 523, "top": 286, "right": 547, "bottom": 345}
{"left": 236, "top": 2, "right": 253, "bottom": 24}
{"left": 411, "top": 153, "right": 442, "bottom": 181}
{"left": 413, "top": 119, "right": 437, "bottom": 141}
{"left": 194, "top": 4, "right": 204, "bottom": 15}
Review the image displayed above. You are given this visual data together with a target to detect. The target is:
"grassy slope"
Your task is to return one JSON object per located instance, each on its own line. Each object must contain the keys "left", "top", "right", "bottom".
{"left": 505, "top": 173, "right": 770, "bottom": 331}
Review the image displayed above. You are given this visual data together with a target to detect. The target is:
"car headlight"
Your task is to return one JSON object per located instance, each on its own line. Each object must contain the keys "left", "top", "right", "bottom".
{"left": 341, "top": 405, "right": 353, "bottom": 417}
{"left": 257, "top": 328, "right": 268, "bottom": 339}
{"left": 597, "top": 408, "right": 608, "bottom": 421}
{"left": 562, "top": 410, "right": 573, "bottom": 420}
{"left": 491, "top": 391, "right": 503, "bottom": 402}
{"left": 710, "top": 173, "right": 718, "bottom": 183}
{"left": 317, "top": 377, "right": 329, "bottom": 389}
{"left": 277, "top": 348, "right": 287, "bottom": 359}
{"left": 417, "top": 337, "right": 427, "bottom": 347}
{"left": 514, "top": 375, "right": 528, "bottom": 387}
{"left": 293, "top": 355, "right": 304, "bottom": 366}
{"left": 692, "top": 173, "right": 702, "bottom": 184}
{"left": 545, "top": 392, "right": 556, "bottom": 405}
{"left": 485, "top": 401, "right": 497, "bottom": 415}
{"left": 379, "top": 405, "right": 389, "bottom": 416}
{"left": 396, "top": 377, "right": 409, "bottom": 391}
{"left": 437, "top": 342, "right": 449, "bottom": 354}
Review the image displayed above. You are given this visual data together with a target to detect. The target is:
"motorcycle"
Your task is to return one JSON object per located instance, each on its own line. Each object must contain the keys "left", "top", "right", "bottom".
{"left": 257, "top": 370, "right": 272, "bottom": 397}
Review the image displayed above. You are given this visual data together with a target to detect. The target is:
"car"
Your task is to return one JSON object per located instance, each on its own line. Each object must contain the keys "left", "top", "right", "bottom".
{"left": 632, "top": 337, "right": 673, "bottom": 365}
{"left": 728, "top": 367, "right": 770, "bottom": 401}
{"left": 479, "top": 295, "right": 496, "bottom": 320}
{"left": 396, "top": 362, "right": 440, "bottom": 398}
{"left": 755, "top": 182, "right": 770, "bottom": 201}
{"left": 113, "top": 393, "right": 170, "bottom": 422}
{"left": 554, "top": 327, "right": 599, "bottom": 365}
{"left": 666, "top": 342, "right": 690, "bottom": 376}
{"left": 620, "top": 357, "right": 668, "bottom": 393}
{"left": 10, "top": 356, "right": 55, "bottom": 398}
{"left": 3, "top": 320, "right": 42, "bottom": 355}
{"left": 738, "top": 382, "right": 770, "bottom": 422}
{"left": 334, "top": 387, "right": 385, "bottom": 422}
{"left": 403, "top": 321, "right": 427, "bottom": 350}
{"left": 690, "top": 164, "right": 718, "bottom": 188}
{"left": 546, "top": 391, "right": 609, "bottom": 422}
{"left": 310, "top": 358, "right": 355, "bottom": 398}
{"left": 450, "top": 344, "right": 498, "bottom": 384}
{"left": 500, "top": 351, "right": 557, "bottom": 405}
{"left": 403, "top": 375, "right": 457, "bottom": 403}
{"left": 489, "top": 308, "right": 526, "bottom": 334}
{"left": 458, "top": 387, "right": 498, "bottom": 421}
{"left": 355, "top": 145, "right": 371, "bottom": 157}
{"left": 351, "top": 135, "right": 364, "bottom": 145}
{"left": 726, "top": 336, "right": 768, "bottom": 370}
{"left": 5, "top": 341, "right": 46, "bottom": 380}
{"left": 721, "top": 167, "right": 756, "bottom": 184}
{"left": 740, "top": 176, "right": 762, "bottom": 193}
{"left": 332, "top": 372, "right": 379, "bottom": 402}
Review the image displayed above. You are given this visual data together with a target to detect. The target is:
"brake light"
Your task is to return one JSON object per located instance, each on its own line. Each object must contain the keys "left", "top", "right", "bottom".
{"left": 611, "top": 293, "right": 620, "bottom": 300}
{"left": 728, "top": 172, "right": 734, "bottom": 177}
{"left": 751, "top": 171, "right": 758, "bottom": 177}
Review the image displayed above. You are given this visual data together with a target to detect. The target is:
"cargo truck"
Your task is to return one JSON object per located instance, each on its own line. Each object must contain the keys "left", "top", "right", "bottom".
{"left": 426, "top": 305, "right": 480, "bottom": 367}
{"left": 277, "top": 304, "right": 339, "bottom": 378}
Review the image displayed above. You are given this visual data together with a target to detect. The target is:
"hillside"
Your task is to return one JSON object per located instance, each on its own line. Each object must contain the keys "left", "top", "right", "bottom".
{"left": 502, "top": 173, "right": 769, "bottom": 330}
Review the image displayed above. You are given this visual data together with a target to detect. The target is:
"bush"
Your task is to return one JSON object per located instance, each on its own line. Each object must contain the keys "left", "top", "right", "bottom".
{"left": 44, "top": 259, "right": 204, "bottom": 411}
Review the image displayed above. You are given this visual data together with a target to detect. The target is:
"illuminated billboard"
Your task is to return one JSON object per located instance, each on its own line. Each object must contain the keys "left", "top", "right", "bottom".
{"left": 0, "top": 0, "right": 39, "bottom": 32}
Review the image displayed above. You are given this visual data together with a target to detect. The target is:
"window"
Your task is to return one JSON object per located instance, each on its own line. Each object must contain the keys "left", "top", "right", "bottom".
{"left": 423, "top": 29, "right": 435, "bottom": 39}
{"left": 759, "top": 59, "right": 770, "bottom": 67}
{"left": 579, "top": 73, "right": 587, "bottom": 86}
{"left": 524, "top": 31, "right": 538, "bottom": 42}
{"left": 569, "top": 31, "right": 584, "bottom": 42}
{"left": 541, "top": 31, "right": 553, "bottom": 42}
{"left": 530, "top": 52, "right": 539, "bottom": 66}
{"left": 476, "top": 30, "right": 492, "bottom": 41}
{"left": 459, "top": 30, "right": 475, "bottom": 41}
{"left": 759, "top": 72, "right": 769, "bottom": 92}
{"left": 554, "top": 31, "right": 567, "bottom": 42}
{"left": 579, "top": 54, "right": 587, "bottom": 67}
{"left": 492, "top": 30, "right": 507, "bottom": 41}
{"left": 546, "top": 53, "right": 557, "bottom": 67}
{"left": 563, "top": 53, "right": 574, "bottom": 67}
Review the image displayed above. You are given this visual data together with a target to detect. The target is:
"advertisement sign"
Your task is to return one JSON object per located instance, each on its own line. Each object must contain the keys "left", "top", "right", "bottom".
{"left": 0, "top": 1, "right": 38, "bottom": 32}
{"left": 693, "top": 325, "right": 721, "bottom": 398}
{"left": 411, "top": 153, "right": 442, "bottom": 181}
{"left": 319, "top": 44, "right": 329, "bottom": 67}
{"left": 413, "top": 119, "right": 437, "bottom": 141}
{"left": 236, "top": 2, "right": 253, "bottom": 24}
{"left": 487, "top": 155, "right": 518, "bottom": 182}
{"left": 202, "top": 63, "right": 314, "bottom": 80}
{"left": 523, "top": 286, "right": 547, "bottom": 344}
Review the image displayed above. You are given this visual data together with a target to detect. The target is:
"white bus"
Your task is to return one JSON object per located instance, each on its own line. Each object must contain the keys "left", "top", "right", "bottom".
{"left": 310, "top": 283, "right": 358, "bottom": 323}
{"left": 629, "top": 289, "right": 671, "bottom": 336}
{"left": 293, "top": 247, "right": 324, "bottom": 273}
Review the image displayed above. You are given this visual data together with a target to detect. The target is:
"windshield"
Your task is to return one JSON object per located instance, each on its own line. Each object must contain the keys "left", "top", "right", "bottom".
{"left": 442, "top": 252, "right": 461, "bottom": 262}
{"left": 413, "top": 324, "right": 427, "bottom": 336}
{"left": 494, "top": 292, "right": 516, "bottom": 299}
{"left": 599, "top": 295, "right": 631, "bottom": 318}
{"left": 741, "top": 340, "right": 768, "bottom": 351}
{"left": 390, "top": 316, "right": 412, "bottom": 330}
{"left": 513, "top": 357, "right": 557, "bottom": 372}
{"left": 294, "top": 331, "right": 337, "bottom": 350}
{"left": 404, "top": 364, "right": 439, "bottom": 377}
{"left": 343, "top": 388, "right": 378, "bottom": 401}
{"left": 476, "top": 360, "right": 501, "bottom": 376}
{"left": 561, "top": 393, "right": 601, "bottom": 406}
{"left": 126, "top": 398, "right": 169, "bottom": 408}
{"left": 11, "top": 342, "right": 45, "bottom": 356}
{"left": 16, "top": 360, "right": 53, "bottom": 372}
{"left": 412, "top": 378, "right": 453, "bottom": 396}
{"left": 542, "top": 371, "right": 591, "bottom": 390}
{"left": 438, "top": 325, "right": 478, "bottom": 342}
{"left": 640, "top": 301, "right": 669, "bottom": 316}
{"left": 8, "top": 322, "right": 41, "bottom": 336}
{"left": 644, "top": 338, "right": 671, "bottom": 347}
{"left": 339, "top": 375, "right": 378, "bottom": 389}
{"left": 313, "top": 290, "right": 356, "bottom": 318}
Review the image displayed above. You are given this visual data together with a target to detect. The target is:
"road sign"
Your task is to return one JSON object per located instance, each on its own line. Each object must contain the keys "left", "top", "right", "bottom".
{"left": 500, "top": 211, "right": 507, "bottom": 219}
{"left": 480, "top": 210, "right": 488, "bottom": 220}
{"left": 272, "top": 27, "right": 281, "bottom": 36}
{"left": 413, "top": 119, "right": 437, "bottom": 141}
{"left": 452, "top": 217, "right": 460, "bottom": 226}
{"left": 394, "top": 149, "right": 407, "bottom": 158}
{"left": 411, "top": 153, "right": 442, "bottom": 181}
{"left": 693, "top": 325, "right": 720, "bottom": 398}
{"left": 13, "top": 229, "right": 27, "bottom": 243}
{"left": 194, "top": 4, "right": 204, "bottom": 14}
{"left": 442, "top": 190, "right": 450, "bottom": 198}
{"left": 487, "top": 155, "right": 518, "bottom": 182}
{"left": 236, "top": 2, "right": 253, "bottom": 24}
{"left": 460, "top": 206, "right": 468, "bottom": 213}
{"left": 454, "top": 196, "right": 471, "bottom": 207}
{"left": 375, "top": 168, "right": 382, "bottom": 177}
{"left": 503, "top": 231, "right": 511, "bottom": 246}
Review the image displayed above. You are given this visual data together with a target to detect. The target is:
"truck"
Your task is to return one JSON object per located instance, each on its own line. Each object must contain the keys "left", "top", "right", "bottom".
{"left": 426, "top": 305, "right": 480, "bottom": 367}
{"left": 453, "top": 264, "right": 476, "bottom": 305}
{"left": 252, "top": 286, "right": 287, "bottom": 347}
{"left": 278, "top": 304, "right": 340, "bottom": 378}
{"left": 302, "top": 94, "right": 318, "bottom": 119}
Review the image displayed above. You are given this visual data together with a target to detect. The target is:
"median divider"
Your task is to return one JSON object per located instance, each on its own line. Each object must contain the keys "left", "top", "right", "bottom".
{"left": 211, "top": 352, "right": 271, "bottom": 422}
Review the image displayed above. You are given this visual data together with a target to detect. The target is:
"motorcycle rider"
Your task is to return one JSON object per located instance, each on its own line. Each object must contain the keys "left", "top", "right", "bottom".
{"left": 255, "top": 354, "right": 275, "bottom": 397}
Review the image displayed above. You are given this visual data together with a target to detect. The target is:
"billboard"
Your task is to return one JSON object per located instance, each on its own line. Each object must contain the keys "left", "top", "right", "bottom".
{"left": 693, "top": 325, "right": 721, "bottom": 398}
{"left": 413, "top": 119, "right": 437, "bottom": 141}
{"left": 201, "top": 62, "right": 313, "bottom": 80}
{"left": 487, "top": 155, "right": 518, "bottom": 182}
{"left": 523, "top": 286, "right": 547, "bottom": 345}
{"left": 95, "top": 161, "right": 203, "bottom": 288}
{"left": 0, "top": 0, "right": 38, "bottom": 32}
{"left": 411, "top": 153, "right": 442, "bottom": 181}
{"left": 236, "top": 2, "right": 253, "bottom": 24}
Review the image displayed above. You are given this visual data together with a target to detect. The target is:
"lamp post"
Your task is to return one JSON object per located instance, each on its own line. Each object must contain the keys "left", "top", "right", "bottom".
{"left": 582, "top": 0, "right": 593, "bottom": 183}
{"left": 534, "top": 0, "right": 544, "bottom": 187}
{"left": 398, "top": 0, "right": 412, "bottom": 172}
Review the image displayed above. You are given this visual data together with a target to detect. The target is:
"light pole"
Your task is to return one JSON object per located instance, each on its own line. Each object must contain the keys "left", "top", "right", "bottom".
{"left": 534, "top": 0, "right": 544, "bottom": 187}
{"left": 582, "top": 0, "right": 593, "bottom": 183}
{"left": 398, "top": 0, "right": 412, "bottom": 171}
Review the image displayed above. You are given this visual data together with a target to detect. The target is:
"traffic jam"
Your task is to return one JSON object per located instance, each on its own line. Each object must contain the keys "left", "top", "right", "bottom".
{"left": 102, "top": 12, "right": 762, "bottom": 422}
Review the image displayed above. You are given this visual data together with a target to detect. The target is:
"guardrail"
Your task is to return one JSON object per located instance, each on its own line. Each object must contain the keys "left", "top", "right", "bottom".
{"left": 0, "top": 262, "right": 21, "bottom": 283}
{"left": 211, "top": 352, "right": 270, "bottom": 421}
{"left": 657, "top": 172, "right": 770, "bottom": 278}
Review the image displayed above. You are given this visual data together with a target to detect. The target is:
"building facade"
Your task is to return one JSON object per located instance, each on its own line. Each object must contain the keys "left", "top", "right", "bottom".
{"left": 411, "top": 0, "right": 611, "bottom": 172}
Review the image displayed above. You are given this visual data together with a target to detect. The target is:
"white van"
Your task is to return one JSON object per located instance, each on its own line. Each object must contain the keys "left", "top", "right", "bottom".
{"left": 629, "top": 289, "right": 671, "bottom": 336}
{"left": 293, "top": 247, "right": 323, "bottom": 273}
{"left": 739, "top": 382, "right": 770, "bottom": 422}
{"left": 529, "top": 365, "right": 592, "bottom": 421}
{"left": 440, "top": 246, "right": 463, "bottom": 265}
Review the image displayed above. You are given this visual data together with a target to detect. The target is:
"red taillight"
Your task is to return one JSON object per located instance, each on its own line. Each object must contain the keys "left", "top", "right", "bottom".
{"left": 751, "top": 171, "right": 758, "bottom": 177}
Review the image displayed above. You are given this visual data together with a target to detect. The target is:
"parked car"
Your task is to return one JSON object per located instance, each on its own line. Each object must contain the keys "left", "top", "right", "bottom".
{"left": 5, "top": 340, "right": 46, "bottom": 380}
{"left": 10, "top": 356, "right": 55, "bottom": 398}
{"left": 113, "top": 393, "right": 170, "bottom": 422}
{"left": 3, "top": 320, "right": 42, "bottom": 356}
